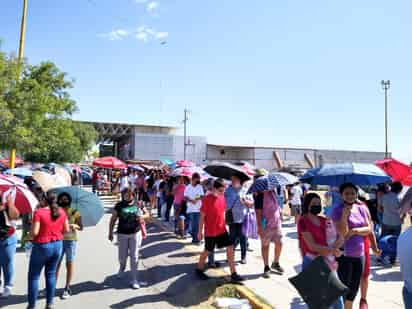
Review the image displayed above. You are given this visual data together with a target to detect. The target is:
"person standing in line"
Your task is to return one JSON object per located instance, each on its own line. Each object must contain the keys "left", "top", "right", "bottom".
{"left": 225, "top": 175, "right": 253, "bottom": 264}
{"left": 184, "top": 173, "right": 204, "bottom": 244}
{"left": 173, "top": 177, "right": 186, "bottom": 237}
{"left": 164, "top": 177, "right": 175, "bottom": 222}
{"left": 297, "top": 192, "right": 344, "bottom": 309}
{"left": 109, "top": 189, "right": 148, "bottom": 290}
{"left": 154, "top": 174, "right": 165, "bottom": 219}
{"left": 56, "top": 193, "right": 83, "bottom": 300}
{"left": 0, "top": 193, "right": 20, "bottom": 298}
{"left": 331, "top": 183, "right": 372, "bottom": 309}
{"left": 195, "top": 179, "right": 244, "bottom": 283}
{"left": 27, "top": 193, "right": 69, "bottom": 309}
{"left": 290, "top": 182, "right": 303, "bottom": 224}
{"left": 255, "top": 190, "right": 285, "bottom": 278}
{"left": 379, "top": 182, "right": 404, "bottom": 237}
{"left": 398, "top": 227, "right": 412, "bottom": 309}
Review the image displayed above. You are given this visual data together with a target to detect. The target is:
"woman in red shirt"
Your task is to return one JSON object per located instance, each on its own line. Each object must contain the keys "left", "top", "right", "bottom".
{"left": 27, "top": 193, "right": 69, "bottom": 309}
{"left": 297, "top": 193, "right": 344, "bottom": 309}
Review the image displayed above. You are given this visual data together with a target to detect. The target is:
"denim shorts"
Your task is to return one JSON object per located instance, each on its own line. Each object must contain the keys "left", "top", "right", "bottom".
{"left": 61, "top": 240, "right": 77, "bottom": 263}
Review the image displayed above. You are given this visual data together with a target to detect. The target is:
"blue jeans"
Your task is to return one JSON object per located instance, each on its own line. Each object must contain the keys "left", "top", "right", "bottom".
{"left": 229, "top": 223, "right": 247, "bottom": 260}
{"left": 302, "top": 256, "right": 344, "bottom": 309}
{"left": 0, "top": 233, "right": 17, "bottom": 287}
{"left": 28, "top": 241, "right": 63, "bottom": 307}
{"left": 187, "top": 212, "right": 200, "bottom": 243}
{"left": 404, "top": 286, "right": 412, "bottom": 309}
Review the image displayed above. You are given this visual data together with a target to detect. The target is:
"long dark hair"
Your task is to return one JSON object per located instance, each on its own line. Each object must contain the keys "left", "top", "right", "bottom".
{"left": 43, "top": 193, "right": 60, "bottom": 221}
{"left": 302, "top": 192, "right": 321, "bottom": 215}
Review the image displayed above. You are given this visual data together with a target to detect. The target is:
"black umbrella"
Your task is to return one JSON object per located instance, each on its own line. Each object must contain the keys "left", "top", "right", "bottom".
{"left": 204, "top": 162, "right": 251, "bottom": 182}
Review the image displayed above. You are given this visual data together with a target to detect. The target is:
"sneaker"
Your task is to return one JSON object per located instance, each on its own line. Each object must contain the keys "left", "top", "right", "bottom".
{"left": 62, "top": 288, "right": 72, "bottom": 299}
{"left": 230, "top": 272, "right": 245, "bottom": 283}
{"left": 195, "top": 269, "right": 209, "bottom": 280}
{"left": 240, "top": 259, "right": 247, "bottom": 265}
{"left": 131, "top": 281, "right": 140, "bottom": 290}
{"left": 360, "top": 299, "right": 368, "bottom": 309}
{"left": 271, "top": 262, "right": 285, "bottom": 274}
{"left": 0, "top": 286, "right": 12, "bottom": 298}
{"left": 263, "top": 266, "right": 271, "bottom": 279}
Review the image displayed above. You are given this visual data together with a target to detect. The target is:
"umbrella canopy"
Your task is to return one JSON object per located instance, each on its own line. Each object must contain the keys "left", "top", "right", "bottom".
{"left": 33, "top": 171, "right": 68, "bottom": 192}
{"left": 300, "top": 163, "right": 391, "bottom": 187}
{"left": 204, "top": 162, "right": 251, "bottom": 182}
{"left": 0, "top": 157, "right": 24, "bottom": 168}
{"left": 55, "top": 166, "right": 72, "bottom": 186}
{"left": 170, "top": 167, "right": 209, "bottom": 180}
{"left": 247, "top": 173, "right": 286, "bottom": 194}
{"left": 93, "top": 157, "right": 127, "bottom": 169}
{"left": 4, "top": 167, "right": 33, "bottom": 178}
{"left": 49, "top": 186, "right": 104, "bottom": 227}
{"left": 0, "top": 175, "right": 38, "bottom": 214}
{"left": 128, "top": 164, "right": 145, "bottom": 172}
{"left": 376, "top": 158, "right": 412, "bottom": 186}
{"left": 272, "top": 172, "right": 299, "bottom": 186}
{"left": 175, "top": 160, "right": 195, "bottom": 168}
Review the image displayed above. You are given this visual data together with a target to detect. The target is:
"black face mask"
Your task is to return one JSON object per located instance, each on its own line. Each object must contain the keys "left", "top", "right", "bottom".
{"left": 58, "top": 201, "right": 70, "bottom": 207}
{"left": 310, "top": 205, "right": 322, "bottom": 215}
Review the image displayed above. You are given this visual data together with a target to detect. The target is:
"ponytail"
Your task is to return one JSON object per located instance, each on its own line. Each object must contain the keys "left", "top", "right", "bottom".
{"left": 46, "top": 193, "right": 60, "bottom": 221}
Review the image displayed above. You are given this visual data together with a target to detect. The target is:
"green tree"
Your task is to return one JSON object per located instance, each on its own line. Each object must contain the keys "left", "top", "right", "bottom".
{"left": 0, "top": 48, "right": 97, "bottom": 163}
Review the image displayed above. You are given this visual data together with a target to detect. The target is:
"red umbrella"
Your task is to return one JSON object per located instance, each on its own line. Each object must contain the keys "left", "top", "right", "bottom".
{"left": 0, "top": 157, "right": 24, "bottom": 168}
{"left": 376, "top": 158, "right": 412, "bottom": 186}
{"left": 176, "top": 160, "right": 195, "bottom": 168}
{"left": 92, "top": 157, "right": 127, "bottom": 169}
{"left": 0, "top": 175, "right": 38, "bottom": 214}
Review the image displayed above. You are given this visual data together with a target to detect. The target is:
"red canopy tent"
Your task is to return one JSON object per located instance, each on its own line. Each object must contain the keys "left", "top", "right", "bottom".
{"left": 376, "top": 158, "right": 412, "bottom": 186}
{"left": 92, "top": 157, "right": 127, "bottom": 169}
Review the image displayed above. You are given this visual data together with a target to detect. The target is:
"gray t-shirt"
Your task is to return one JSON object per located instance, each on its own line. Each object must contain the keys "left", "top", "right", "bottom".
{"left": 381, "top": 192, "right": 402, "bottom": 226}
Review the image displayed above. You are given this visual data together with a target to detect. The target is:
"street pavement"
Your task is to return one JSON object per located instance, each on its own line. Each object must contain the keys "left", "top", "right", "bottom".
{"left": 1, "top": 194, "right": 405, "bottom": 309}
{"left": 1, "top": 195, "right": 223, "bottom": 309}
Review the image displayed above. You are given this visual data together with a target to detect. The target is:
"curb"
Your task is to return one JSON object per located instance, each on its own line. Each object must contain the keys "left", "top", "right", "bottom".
{"left": 150, "top": 218, "right": 274, "bottom": 309}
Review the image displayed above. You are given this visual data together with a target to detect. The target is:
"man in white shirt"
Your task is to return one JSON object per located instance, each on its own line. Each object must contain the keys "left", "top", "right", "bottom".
{"left": 184, "top": 173, "right": 204, "bottom": 244}
{"left": 290, "top": 183, "right": 303, "bottom": 224}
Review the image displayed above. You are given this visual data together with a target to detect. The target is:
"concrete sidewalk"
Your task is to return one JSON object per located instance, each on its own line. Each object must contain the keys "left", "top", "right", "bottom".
{"left": 158, "top": 215, "right": 405, "bottom": 309}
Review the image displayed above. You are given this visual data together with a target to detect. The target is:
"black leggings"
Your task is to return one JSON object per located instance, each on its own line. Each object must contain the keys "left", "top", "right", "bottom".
{"left": 337, "top": 256, "right": 364, "bottom": 301}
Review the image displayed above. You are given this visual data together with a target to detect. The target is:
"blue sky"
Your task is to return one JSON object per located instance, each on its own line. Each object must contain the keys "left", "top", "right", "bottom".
{"left": 1, "top": 0, "right": 411, "bottom": 162}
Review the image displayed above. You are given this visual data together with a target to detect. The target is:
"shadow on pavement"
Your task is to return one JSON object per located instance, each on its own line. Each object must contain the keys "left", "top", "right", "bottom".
{"left": 286, "top": 231, "right": 298, "bottom": 240}
{"left": 370, "top": 267, "right": 402, "bottom": 282}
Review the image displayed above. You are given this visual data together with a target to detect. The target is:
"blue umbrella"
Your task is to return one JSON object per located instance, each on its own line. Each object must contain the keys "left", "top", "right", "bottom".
{"left": 4, "top": 167, "right": 33, "bottom": 178}
{"left": 300, "top": 163, "right": 391, "bottom": 187}
{"left": 49, "top": 187, "right": 104, "bottom": 227}
{"left": 248, "top": 173, "right": 286, "bottom": 194}
{"left": 272, "top": 172, "right": 300, "bottom": 186}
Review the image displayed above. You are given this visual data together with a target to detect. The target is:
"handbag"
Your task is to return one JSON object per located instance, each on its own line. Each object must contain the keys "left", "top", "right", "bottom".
{"left": 225, "top": 196, "right": 238, "bottom": 225}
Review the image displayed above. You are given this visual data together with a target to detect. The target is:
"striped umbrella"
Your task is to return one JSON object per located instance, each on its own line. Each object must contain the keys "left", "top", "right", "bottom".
{"left": 0, "top": 175, "right": 38, "bottom": 214}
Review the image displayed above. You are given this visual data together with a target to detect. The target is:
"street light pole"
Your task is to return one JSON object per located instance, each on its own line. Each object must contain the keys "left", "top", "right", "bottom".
{"left": 183, "top": 108, "right": 189, "bottom": 160}
{"left": 381, "top": 80, "right": 390, "bottom": 158}
{"left": 10, "top": 0, "right": 28, "bottom": 171}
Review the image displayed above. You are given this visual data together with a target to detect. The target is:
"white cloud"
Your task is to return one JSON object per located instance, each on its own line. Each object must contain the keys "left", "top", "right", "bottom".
{"left": 98, "top": 29, "right": 130, "bottom": 41}
{"left": 155, "top": 31, "right": 168, "bottom": 40}
{"left": 100, "top": 25, "right": 168, "bottom": 43}
{"left": 146, "top": 1, "right": 160, "bottom": 13}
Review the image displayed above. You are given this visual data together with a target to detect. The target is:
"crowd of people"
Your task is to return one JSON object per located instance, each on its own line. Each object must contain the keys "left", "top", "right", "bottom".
{"left": 0, "top": 165, "right": 411, "bottom": 309}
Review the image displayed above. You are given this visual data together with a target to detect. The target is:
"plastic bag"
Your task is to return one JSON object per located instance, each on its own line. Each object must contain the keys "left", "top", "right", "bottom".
{"left": 242, "top": 209, "right": 258, "bottom": 239}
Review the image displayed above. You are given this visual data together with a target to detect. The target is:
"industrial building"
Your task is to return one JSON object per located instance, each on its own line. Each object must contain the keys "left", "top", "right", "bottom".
{"left": 84, "top": 121, "right": 387, "bottom": 171}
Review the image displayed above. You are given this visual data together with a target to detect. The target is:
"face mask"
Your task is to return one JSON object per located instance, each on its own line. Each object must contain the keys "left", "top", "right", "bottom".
{"left": 59, "top": 201, "right": 70, "bottom": 207}
{"left": 310, "top": 205, "right": 322, "bottom": 215}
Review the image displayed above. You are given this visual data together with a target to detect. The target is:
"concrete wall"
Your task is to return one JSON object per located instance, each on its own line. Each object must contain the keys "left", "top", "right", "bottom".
{"left": 133, "top": 134, "right": 207, "bottom": 164}
{"left": 206, "top": 145, "right": 255, "bottom": 163}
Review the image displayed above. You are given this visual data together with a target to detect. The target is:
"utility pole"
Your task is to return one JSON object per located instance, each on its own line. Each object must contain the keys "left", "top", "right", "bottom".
{"left": 381, "top": 80, "right": 390, "bottom": 158}
{"left": 10, "top": 0, "right": 28, "bottom": 171}
{"left": 183, "top": 108, "right": 189, "bottom": 160}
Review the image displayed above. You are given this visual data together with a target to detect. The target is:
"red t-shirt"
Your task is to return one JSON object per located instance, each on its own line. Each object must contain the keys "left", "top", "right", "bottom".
{"left": 33, "top": 208, "right": 67, "bottom": 244}
{"left": 298, "top": 216, "right": 327, "bottom": 256}
{"left": 201, "top": 194, "right": 227, "bottom": 237}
